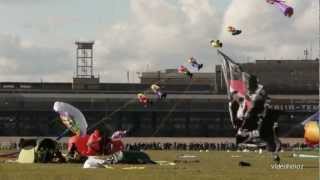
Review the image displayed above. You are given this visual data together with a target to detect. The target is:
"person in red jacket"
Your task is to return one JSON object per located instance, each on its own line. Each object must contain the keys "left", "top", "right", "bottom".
{"left": 86, "top": 129, "right": 102, "bottom": 155}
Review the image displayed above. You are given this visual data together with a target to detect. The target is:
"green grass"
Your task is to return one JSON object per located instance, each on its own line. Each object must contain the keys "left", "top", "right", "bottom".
{"left": 0, "top": 151, "right": 318, "bottom": 180}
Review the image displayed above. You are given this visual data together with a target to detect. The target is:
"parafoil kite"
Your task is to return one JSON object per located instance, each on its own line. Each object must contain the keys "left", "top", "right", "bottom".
{"left": 178, "top": 65, "right": 193, "bottom": 79}
{"left": 150, "top": 84, "right": 167, "bottom": 99}
{"left": 210, "top": 40, "right": 223, "bottom": 48}
{"left": 188, "top": 57, "right": 203, "bottom": 71}
{"left": 53, "top": 101, "right": 88, "bottom": 136}
{"left": 227, "top": 26, "right": 242, "bottom": 36}
{"left": 266, "top": 0, "right": 294, "bottom": 17}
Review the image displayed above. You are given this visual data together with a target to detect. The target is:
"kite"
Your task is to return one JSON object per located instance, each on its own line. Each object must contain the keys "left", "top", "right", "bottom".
{"left": 302, "top": 112, "right": 319, "bottom": 146}
{"left": 53, "top": 102, "right": 104, "bottom": 157}
{"left": 137, "top": 93, "right": 152, "bottom": 107}
{"left": 111, "top": 130, "right": 127, "bottom": 140}
{"left": 227, "top": 26, "right": 242, "bottom": 36}
{"left": 188, "top": 57, "right": 203, "bottom": 71}
{"left": 210, "top": 40, "right": 223, "bottom": 48}
{"left": 53, "top": 101, "right": 88, "bottom": 136}
{"left": 150, "top": 84, "right": 167, "bottom": 99}
{"left": 178, "top": 65, "right": 193, "bottom": 79}
{"left": 218, "top": 50, "right": 281, "bottom": 162}
{"left": 266, "top": 0, "right": 294, "bottom": 17}
{"left": 304, "top": 122, "right": 319, "bottom": 146}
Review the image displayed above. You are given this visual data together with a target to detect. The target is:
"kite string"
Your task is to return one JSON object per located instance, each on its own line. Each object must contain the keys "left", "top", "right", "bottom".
{"left": 87, "top": 76, "right": 174, "bottom": 131}
{"left": 151, "top": 80, "right": 194, "bottom": 137}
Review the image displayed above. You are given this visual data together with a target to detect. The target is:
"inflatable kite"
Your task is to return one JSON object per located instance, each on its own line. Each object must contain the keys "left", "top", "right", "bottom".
{"left": 266, "top": 0, "right": 294, "bottom": 17}
{"left": 150, "top": 84, "right": 167, "bottom": 99}
{"left": 302, "top": 112, "right": 319, "bottom": 146}
{"left": 54, "top": 102, "right": 104, "bottom": 157}
{"left": 137, "top": 93, "right": 152, "bottom": 107}
{"left": 53, "top": 101, "right": 88, "bottom": 136}
{"left": 210, "top": 40, "right": 223, "bottom": 48}
{"left": 178, "top": 65, "right": 193, "bottom": 79}
{"left": 227, "top": 26, "right": 242, "bottom": 36}
{"left": 188, "top": 57, "right": 203, "bottom": 71}
{"left": 304, "top": 122, "right": 319, "bottom": 146}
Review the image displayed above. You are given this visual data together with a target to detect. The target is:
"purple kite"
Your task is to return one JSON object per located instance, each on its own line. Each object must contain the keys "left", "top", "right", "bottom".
{"left": 266, "top": 0, "right": 294, "bottom": 17}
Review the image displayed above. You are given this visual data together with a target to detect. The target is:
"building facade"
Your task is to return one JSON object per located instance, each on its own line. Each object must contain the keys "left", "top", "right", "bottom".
{"left": 0, "top": 59, "right": 318, "bottom": 137}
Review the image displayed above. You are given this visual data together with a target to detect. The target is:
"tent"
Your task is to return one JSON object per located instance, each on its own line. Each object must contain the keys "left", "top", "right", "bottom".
{"left": 17, "top": 138, "right": 57, "bottom": 163}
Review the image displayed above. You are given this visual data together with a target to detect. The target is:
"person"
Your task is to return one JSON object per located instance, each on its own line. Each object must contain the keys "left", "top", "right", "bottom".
{"left": 137, "top": 93, "right": 152, "bottom": 107}
{"left": 52, "top": 150, "right": 66, "bottom": 163}
{"left": 188, "top": 57, "right": 203, "bottom": 71}
{"left": 210, "top": 40, "right": 223, "bottom": 48}
{"left": 241, "top": 75, "right": 281, "bottom": 162}
{"left": 178, "top": 65, "right": 193, "bottom": 79}
{"left": 150, "top": 84, "right": 167, "bottom": 99}
{"left": 236, "top": 76, "right": 266, "bottom": 143}
{"left": 229, "top": 91, "right": 248, "bottom": 129}
{"left": 86, "top": 129, "right": 102, "bottom": 155}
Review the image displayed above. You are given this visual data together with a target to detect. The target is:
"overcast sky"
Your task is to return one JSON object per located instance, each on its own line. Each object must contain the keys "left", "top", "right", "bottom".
{"left": 0, "top": 0, "right": 318, "bottom": 83}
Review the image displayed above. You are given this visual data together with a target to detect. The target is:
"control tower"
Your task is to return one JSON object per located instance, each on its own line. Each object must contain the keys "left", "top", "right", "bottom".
{"left": 73, "top": 41, "right": 99, "bottom": 89}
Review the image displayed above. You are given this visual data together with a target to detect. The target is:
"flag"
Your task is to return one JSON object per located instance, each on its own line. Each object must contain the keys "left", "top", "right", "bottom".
{"left": 217, "top": 50, "right": 252, "bottom": 127}
{"left": 217, "top": 50, "right": 248, "bottom": 97}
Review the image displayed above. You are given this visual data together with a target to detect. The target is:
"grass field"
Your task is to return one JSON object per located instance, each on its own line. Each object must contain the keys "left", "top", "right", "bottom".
{"left": 0, "top": 151, "right": 318, "bottom": 180}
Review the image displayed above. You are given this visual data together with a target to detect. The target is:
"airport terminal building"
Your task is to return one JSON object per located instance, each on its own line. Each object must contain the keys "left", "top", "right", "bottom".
{"left": 0, "top": 43, "right": 318, "bottom": 137}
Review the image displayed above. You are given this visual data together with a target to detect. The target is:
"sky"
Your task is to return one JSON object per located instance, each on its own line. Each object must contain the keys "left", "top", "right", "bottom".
{"left": 0, "top": 0, "right": 318, "bottom": 83}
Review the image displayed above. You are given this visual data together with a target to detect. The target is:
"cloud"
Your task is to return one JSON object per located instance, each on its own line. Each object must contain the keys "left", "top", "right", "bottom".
{"left": 220, "top": 0, "right": 317, "bottom": 60}
{"left": 95, "top": 0, "right": 316, "bottom": 83}
{"left": 0, "top": 0, "right": 56, "bottom": 5}
{"left": 0, "top": 0, "right": 316, "bottom": 82}
{"left": 0, "top": 33, "right": 72, "bottom": 82}
{"left": 96, "top": 0, "right": 222, "bottom": 82}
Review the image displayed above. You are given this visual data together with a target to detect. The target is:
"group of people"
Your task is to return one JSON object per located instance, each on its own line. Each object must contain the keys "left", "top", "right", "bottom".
{"left": 66, "top": 129, "right": 126, "bottom": 162}
{"left": 125, "top": 142, "right": 237, "bottom": 151}
{"left": 0, "top": 141, "right": 312, "bottom": 152}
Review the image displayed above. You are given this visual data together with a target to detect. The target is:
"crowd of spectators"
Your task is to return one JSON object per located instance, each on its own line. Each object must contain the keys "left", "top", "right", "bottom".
{"left": 125, "top": 142, "right": 238, "bottom": 151}
{"left": 0, "top": 140, "right": 315, "bottom": 151}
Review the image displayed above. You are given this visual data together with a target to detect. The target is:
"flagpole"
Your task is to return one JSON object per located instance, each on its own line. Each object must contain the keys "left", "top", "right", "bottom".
{"left": 217, "top": 50, "right": 231, "bottom": 99}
